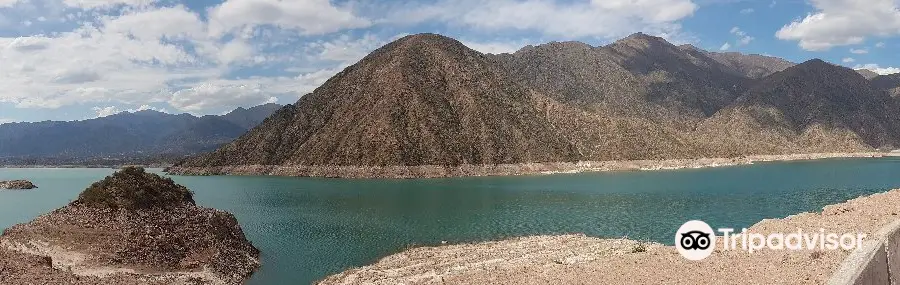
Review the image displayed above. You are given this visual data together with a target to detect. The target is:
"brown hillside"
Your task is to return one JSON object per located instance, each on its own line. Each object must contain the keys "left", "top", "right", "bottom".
{"left": 171, "top": 33, "right": 899, "bottom": 178}
{"left": 183, "top": 34, "right": 581, "bottom": 167}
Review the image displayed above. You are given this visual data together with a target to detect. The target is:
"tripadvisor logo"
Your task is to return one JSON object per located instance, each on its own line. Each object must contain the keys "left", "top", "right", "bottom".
{"left": 675, "top": 220, "right": 716, "bottom": 260}
{"left": 675, "top": 220, "right": 867, "bottom": 261}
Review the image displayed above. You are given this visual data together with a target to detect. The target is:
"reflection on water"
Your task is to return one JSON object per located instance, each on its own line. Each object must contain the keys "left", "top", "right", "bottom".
{"left": 2, "top": 157, "right": 900, "bottom": 284}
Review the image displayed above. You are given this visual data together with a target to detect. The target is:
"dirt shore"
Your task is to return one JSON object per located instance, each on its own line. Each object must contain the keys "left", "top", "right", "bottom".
{"left": 319, "top": 187, "right": 900, "bottom": 285}
{"left": 166, "top": 152, "right": 888, "bottom": 179}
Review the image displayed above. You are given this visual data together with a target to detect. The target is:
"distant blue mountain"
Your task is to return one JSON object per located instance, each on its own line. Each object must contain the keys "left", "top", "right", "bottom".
{"left": 0, "top": 103, "right": 282, "bottom": 162}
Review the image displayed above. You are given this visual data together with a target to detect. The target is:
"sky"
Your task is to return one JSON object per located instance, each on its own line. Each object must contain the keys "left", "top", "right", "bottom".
{"left": 0, "top": 0, "right": 898, "bottom": 123}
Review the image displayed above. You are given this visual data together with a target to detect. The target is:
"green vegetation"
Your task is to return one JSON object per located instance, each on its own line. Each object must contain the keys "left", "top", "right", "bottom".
{"left": 631, "top": 242, "right": 647, "bottom": 253}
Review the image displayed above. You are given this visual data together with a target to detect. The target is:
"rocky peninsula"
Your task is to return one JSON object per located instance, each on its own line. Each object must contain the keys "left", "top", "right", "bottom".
{"left": 0, "top": 167, "right": 260, "bottom": 284}
{"left": 319, "top": 187, "right": 900, "bottom": 284}
{"left": 0, "top": 180, "right": 37, "bottom": 190}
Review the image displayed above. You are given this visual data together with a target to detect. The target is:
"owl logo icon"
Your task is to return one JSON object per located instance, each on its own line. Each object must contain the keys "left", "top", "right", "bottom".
{"left": 675, "top": 220, "right": 716, "bottom": 260}
{"left": 680, "top": 230, "right": 712, "bottom": 250}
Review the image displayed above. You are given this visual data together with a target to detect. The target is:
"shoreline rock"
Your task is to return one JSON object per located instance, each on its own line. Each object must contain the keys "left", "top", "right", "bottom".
{"left": 318, "top": 187, "right": 900, "bottom": 285}
{"left": 0, "top": 180, "right": 37, "bottom": 190}
{"left": 0, "top": 167, "right": 260, "bottom": 285}
{"left": 165, "top": 152, "right": 886, "bottom": 179}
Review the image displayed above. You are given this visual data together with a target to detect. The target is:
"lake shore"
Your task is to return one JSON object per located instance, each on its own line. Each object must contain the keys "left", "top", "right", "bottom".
{"left": 1, "top": 164, "right": 171, "bottom": 169}
{"left": 318, "top": 187, "right": 900, "bottom": 285}
{"left": 165, "top": 152, "right": 890, "bottom": 179}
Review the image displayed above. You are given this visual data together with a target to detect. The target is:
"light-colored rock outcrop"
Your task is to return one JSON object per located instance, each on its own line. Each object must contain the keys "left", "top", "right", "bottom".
{"left": 0, "top": 180, "right": 36, "bottom": 190}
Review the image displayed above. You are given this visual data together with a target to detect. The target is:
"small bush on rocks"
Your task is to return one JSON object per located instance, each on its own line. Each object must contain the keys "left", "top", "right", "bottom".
{"left": 76, "top": 166, "right": 195, "bottom": 210}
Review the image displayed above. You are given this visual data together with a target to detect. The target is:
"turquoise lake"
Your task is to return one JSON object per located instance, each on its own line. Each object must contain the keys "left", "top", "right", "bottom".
{"left": 2, "top": 158, "right": 900, "bottom": 284}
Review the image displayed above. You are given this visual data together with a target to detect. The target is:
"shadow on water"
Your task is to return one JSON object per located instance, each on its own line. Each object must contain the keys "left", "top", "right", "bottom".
{"left": 2, "top": 157, "right": 900, "bottom": 284}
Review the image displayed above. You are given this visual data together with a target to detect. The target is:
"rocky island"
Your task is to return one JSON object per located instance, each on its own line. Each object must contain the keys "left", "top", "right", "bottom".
{"left": 0, "top": 167, "right": 259, "bottom": 284}
{"left": 0, "top": 180, "right": 37, "bottom": 190}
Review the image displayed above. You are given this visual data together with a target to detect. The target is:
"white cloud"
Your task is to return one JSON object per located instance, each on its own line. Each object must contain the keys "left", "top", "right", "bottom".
{"left": 876, "top": 42, "right": 886, "bottom": 48}
{"left": 169, "top": 83, "right": 278, "bottom": 113}
{"left": 842, "top": 57, "right": 855, "bottom": 63}
{"left": 719, "top": 42, "right": 731, "bottom": 50}
{"left": 740, "top": 8, "right": 754, "bottom": 14}
{"left": 63, "top": 0, "right": 156, "bottom": 9}
{"left": 461, "top": 39, "right": 529, "bottom": 54}
{"left": 92, "top": 106, "right": 121, "bottom": 117}
{"left": 92, "top": 104, "right": 169, "bottom": 118}
{"left": 288, "top": 68, "right": 343, "bottom": 95}
{"left": 731, "top": 27, "right": 752, "bottom": 40}
{"left": 0, "top": 5, "right": 287, "bottom": 113}
{"left": 0, "top": 0, "right": 379, "bottom": 122}
{"left": 776, "top": 0, "right": 900, "bottom": 51}
{"left": 854, "top": 64, "right": 900, "bottom": 75}
{"left": 0, "top": 24, "right": 203, "bottom": 109}
{"left": 101, "top": 5, "right": 205, "bottom": 41}
{"left": 725, "top": 27, "right": 753, "bottom": 48}
{"left": 850, "top": 48, "right": 868, "bottom": 54}
{"left": 381, "top": 0, "right": 697, "bottom": 39}
{"left": 217, "top": 40, "right": 255, "bottom": 65}
{"left": 208, "top": 0, "right": 371, "bottom": 37}
{"left": 0, "top": 0, "right": 727, "bottom": 122}
{"left": 769, "top": 0, "right": 777, "bottom": 8}
{"left": 309, "top": 33, "right": 388, "bottom": 64}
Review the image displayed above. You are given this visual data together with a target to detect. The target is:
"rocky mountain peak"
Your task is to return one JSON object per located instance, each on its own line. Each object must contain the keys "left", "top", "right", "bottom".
{"left": 798, "top": 58, "right": 831, "bottom": 68}
{"left": 339, "top": 32, "right": 485, "bottom": 82}
{"left": 678, "top": 44, "right": 700, "bottom": 51}
{"left": 377, "top": 33, "right": 475, "bottom": 57}
{"left": 856, "top": 69, "right": 880, "bottom": 80}
{"left": 506, "top": 41, "right": 594, "bottom": 59}
{"left": 611, "top": 32, "right": 672, "bottom": 50}
{"left": 167, "top": 33, "right": 900, "bottom": 178}
{"left": 774, "top": 58, "right": 865, "bottom": 83}
{"left": 75, "top": 166, "right": 195, "bottom": 210}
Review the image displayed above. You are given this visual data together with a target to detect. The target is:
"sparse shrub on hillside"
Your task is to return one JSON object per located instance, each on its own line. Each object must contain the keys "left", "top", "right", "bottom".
{"left": 76, "top": 166, "right": 195, "bottom": 210}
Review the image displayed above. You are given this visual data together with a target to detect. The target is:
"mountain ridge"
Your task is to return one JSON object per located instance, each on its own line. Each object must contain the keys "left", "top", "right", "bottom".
{"left": 0, "top": 103, "right": 283, "bottom": 164}
{"left": 167, "top": 33, "right": 900, "bottom": 178}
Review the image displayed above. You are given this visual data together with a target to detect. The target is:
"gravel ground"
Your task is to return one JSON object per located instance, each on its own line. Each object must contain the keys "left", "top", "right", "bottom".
{"left": 319, "top": 188, "right": 900, "bottom": 285}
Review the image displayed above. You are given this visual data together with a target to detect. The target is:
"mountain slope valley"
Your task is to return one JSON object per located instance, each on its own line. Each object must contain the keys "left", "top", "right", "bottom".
{"left": 155, "top": 33, "right": 898, "bottom": 177}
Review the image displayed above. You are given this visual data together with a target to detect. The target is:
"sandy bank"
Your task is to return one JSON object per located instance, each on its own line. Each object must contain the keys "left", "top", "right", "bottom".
{"left": 319, "top": 187, "right": 900, "bottom": 285}
{"left": 166, "top": 152, "right": 887, "bottom": 179}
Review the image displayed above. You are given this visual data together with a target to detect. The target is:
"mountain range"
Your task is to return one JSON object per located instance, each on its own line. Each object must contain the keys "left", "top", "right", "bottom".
{"left": 0, "top": 103, "right": 281, "bottom": 165}
{"left": 158, "top": 33, "right": 900, "bottom": 177}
